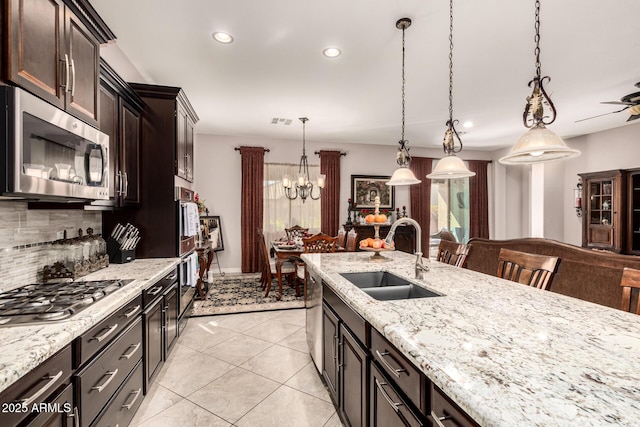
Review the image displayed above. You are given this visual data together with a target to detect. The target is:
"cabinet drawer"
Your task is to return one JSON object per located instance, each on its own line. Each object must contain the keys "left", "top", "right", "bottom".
{"left": 0, "top": 345, "right": 72, "bottom": 427}
{"left": 371, "top": 328, "right": 426, "bottom": 415}
{"left": 323, "top": 283, "right": 368, "bottom": 345}
{"left": 23, "top": 382, "right": 75, "bottom": 427}
{"left": 430, "top": 383, "right": 478, "bottom": 427}
{"left": 371, "top": 363, "right": 424, "bottom": 427}
{"left": 142, "top": 269, "right": 178, "bottom": 307}
{"left": 76, "top": 317, "right": 142, "bottom": 427}
{"left": 92, "top": 361, "right": 144, "bottom": 427}
{"left": 75, "top": 296, "right": 142, "bottom": 368}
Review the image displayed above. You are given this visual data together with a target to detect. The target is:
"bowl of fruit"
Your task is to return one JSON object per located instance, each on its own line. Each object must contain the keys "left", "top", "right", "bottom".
{"left": 359, "top": 237, "right": 394, "bottom": 261}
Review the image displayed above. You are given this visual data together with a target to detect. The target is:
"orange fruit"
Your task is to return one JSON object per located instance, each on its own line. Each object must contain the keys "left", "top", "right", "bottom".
{"left": 374, "top": 214, "right": 387, "bottom": 223}
{"left": 371, "top": 239, "right": 383, "bottom": 249}
{"left": 359, "top": 239, "right": 368, "bottom": 248}
{"left": 365, "top": 214, "right": 375, "bottom": 223}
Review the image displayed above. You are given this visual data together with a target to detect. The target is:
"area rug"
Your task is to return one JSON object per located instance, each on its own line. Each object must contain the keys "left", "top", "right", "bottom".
{"left": 192, "top": 273, "right": 304, "bottom": 316}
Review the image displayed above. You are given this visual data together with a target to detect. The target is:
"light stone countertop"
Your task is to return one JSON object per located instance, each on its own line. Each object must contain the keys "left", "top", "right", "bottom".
{"left": 302, "top": 250, "right": 640, "bottom": 427}
{"left": 0, "top": 258, "right": 180, "bottom": 394}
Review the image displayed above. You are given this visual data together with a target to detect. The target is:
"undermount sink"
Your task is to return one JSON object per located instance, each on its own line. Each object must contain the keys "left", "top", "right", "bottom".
{"left": 340, "top": 271, "right": 442, "bottom": 301}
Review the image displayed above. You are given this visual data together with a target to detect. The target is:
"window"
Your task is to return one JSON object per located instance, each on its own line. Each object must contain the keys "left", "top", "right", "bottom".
{"left": 430, "top": 177, "right": 470, "bottom": 243}
{"left": 263, "top": 163, "right": 321, "bottom": 243}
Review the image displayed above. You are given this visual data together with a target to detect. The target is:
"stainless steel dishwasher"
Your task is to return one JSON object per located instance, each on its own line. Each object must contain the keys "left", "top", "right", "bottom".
{"left": 305, "top": 266, "right": 323, "bottom": 373}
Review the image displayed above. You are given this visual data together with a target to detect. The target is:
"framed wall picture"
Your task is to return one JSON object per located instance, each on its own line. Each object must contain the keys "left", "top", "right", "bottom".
{"left": 350, "top": 175, "right": 395, "bottom": 210}
{"left": 200, "top": 215, "right": 224, "bottom": 251}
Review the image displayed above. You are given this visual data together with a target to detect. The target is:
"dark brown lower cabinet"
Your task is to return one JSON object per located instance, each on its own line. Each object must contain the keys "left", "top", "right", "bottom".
{"left": 339, "top": 324, "right": 368, "bottom": 427}
{"left": 370, "top": 363, "right": 424, "bottom": 427}
{"left": 430, "top": 383, "right": 477, "bottom": 427}
{"left": 322, "top": 299, "right": 368, "bottom": 427}
{"left": 92, "top": 361, "right": 144, "bottom": 427}
{"left": 164, "top": 284, "right": 179, "bottom": 356}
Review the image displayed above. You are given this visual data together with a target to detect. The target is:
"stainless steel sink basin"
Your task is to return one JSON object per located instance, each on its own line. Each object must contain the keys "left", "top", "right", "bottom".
{"left": 340, "top": 271, "right": 411, "bottom": 288}
{"left": 340, "top": 271, "right": 442, "bottom": 301}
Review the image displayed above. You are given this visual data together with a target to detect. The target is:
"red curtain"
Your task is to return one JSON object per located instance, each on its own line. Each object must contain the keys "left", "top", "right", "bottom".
{"left": 319, "top": 151, "right": 342, "bottom": 235}
{"left": 468, "top": 160, "right": 490, "bottom": 239}
{"left": 239, "top": 146, "right": 266, "bottom": 273}
{"left": 409, "top": 157, "right": 434, "bottom": 255}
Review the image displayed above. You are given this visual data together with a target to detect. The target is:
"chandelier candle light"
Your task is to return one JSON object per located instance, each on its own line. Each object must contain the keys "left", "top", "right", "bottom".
{"left": 283, "top": 117, "right": 325, "bottom": 202}
{"left": 427, "top": 0, "right": 475, "bottom": 180}
{"left": 499, "top": 0, "right": 580, "bottom": 165}
{"left": 386, "top": 18, "right": 422, "bottom": 187}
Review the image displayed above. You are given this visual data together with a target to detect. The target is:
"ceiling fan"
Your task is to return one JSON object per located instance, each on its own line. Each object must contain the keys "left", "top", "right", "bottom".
{"left": 576, "top": 82, "right": 640, "bottom": 123}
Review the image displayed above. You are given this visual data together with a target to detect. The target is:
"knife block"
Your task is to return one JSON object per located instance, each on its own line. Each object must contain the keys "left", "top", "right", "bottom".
{"left": 107, "top": 237, "right": 136, "bottom": 264}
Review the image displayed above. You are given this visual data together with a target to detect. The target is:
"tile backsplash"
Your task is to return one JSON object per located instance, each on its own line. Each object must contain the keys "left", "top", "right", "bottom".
{"left": 0, "top": 201, "right": 102, "bottom": 291}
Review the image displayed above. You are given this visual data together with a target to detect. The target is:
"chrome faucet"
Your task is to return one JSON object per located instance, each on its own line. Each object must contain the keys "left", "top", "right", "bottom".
{"left": 384, "top": 217, "right": 429, "bottom": 279}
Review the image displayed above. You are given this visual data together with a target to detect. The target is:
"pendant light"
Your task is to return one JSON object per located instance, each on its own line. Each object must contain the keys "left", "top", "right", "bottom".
{"left": 283, "top": 117, "right": 325, "bottom": 203}
{"left": 386, "top": 18, "right": 422, "bottom": 187}
{"left": 427, "top": 0, "right": 475, "bottom": 180}
{"left": 499, "top": 0, "right": 579, "bottom": 165}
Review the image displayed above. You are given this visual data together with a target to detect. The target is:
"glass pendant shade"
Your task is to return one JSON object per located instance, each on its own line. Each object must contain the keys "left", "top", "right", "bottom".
{"left": 387, "top": 166, "right": 422, "bottom": 186}
{"left": 499, "top": 124, "right": 580, "bottom": 165}
{"left": 427, "top": 154, "right": 475, "bottom": 179}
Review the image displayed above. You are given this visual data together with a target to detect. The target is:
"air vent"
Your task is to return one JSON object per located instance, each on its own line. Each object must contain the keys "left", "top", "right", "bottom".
{"left": 271, "top": 118, "right": 292, "bottom": 125}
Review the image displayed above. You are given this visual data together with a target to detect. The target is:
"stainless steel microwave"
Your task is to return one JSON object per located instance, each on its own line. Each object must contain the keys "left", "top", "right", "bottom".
{"left": 0, "top": 86, "right": 109, "bottom": 200}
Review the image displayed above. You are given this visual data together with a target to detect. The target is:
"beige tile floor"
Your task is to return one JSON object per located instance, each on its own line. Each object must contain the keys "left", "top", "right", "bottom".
{"left": 130, "top": 309, "right": 344, "bottom": 427}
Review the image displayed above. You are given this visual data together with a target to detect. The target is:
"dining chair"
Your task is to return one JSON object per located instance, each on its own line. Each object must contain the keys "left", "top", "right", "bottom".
{"left": 295, "top": 233, "right": 339, "bottom": 300}
{"left": 257, "top": 228, "right": 298, "bottom": 298}
{"left": 620, "top": 267, "right": 640, "bottom": 314}
{"left": 436, "top": 240, "right": 470, "bottom": 268}
{"left": 496, "top": 248, "right": 559, "bottom": 290}
{"left": 345, "top": 229, "right": 358, "bottom": 252}
{"left": 286, "top": 225, "right": 309, "bottom": 241}
{"left": 336, "top": 227, "right": 347, "bottom": 249}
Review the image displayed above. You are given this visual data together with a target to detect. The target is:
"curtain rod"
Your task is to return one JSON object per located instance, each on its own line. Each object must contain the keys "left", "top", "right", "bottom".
{"left": 314, "top": 151, "right": 347, "bottom": 156}
{"left": 234, "top": 147, "right": 270, "bottom": 153}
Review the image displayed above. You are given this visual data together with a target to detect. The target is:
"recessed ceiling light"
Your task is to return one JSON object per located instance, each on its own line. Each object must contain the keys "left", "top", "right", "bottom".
{"left": 212, "top": 32, "right": 234, "bottom": 44}
{"left": 322, "top": 47, "right": 341, "bottom": 58}
{"left": 463, "top": 121, "right": 473, "bottom": 128}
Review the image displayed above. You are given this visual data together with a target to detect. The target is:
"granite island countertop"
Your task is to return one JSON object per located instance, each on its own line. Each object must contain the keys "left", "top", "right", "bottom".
{"left": 0, "top": 258, "right": 180, "bottom": 394}
{"left": 302, "top": 250, "right": 640, "bottom": 427}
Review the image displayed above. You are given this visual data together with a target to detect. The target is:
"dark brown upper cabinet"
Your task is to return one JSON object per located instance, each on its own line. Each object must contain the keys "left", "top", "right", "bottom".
{"left": 93, "top": 60, "right": 143, "bottom": 208}
{"left": 3, "top": 0, "right": 115, "bottom": 127}
{"left": 580, "top": 170, "right": 625, "bottom": 253}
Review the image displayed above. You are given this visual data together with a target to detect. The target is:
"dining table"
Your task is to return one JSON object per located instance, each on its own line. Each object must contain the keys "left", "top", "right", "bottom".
{"left": 271, "top": 241, "right": 305, "bottom": 300}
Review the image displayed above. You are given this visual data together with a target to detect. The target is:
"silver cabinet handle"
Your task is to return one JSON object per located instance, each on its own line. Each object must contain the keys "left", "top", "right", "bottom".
{"left": 165, "top": 273, "right": 178, "bottom": 282}
{"left": 120, "top": 342, "right": 141, "bottom": 360}
{"left": 430, "top": 410, "right": 452, "bottom": 427}
{"left": 62, "top": 54, "right": 70, "bottom": 92}
{"left": 121, "top": 388, "right": 142, "bottom": 410}
{"left": 147, "top": 285, "right": 163, "bottom": 296}
{"left": 123, "top": 305, "right": 141, "bottom": 318}
{"left": 376, "top": 350, "right": 406, "bottom": 378}
{"left": 116, "top": 171, "right": 123, "bottom": 196}
{"left": 375, "top": 379, "right": 402, "bottom": 412}
{"left": 70, "top": 58, "right": 76, "bottom": 97}
{"left": 123, "top": 172, "right": 128, "bottom": 197}
{"left": 67, "top": 406, "right": 79, "bottom": 427}
{"left": 91, "top": 324, "right": 118, "bottom": 343}
{"left": 19, "top": 370, "right": 63, "bottom": 406}
{"left": 91, "top": 369, "right": 119, "bottom": 393}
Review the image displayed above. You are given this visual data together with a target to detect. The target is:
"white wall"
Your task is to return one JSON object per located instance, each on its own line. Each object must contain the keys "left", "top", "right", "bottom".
{"left": 194, "top": 134, "right": 492, "bottom": 272}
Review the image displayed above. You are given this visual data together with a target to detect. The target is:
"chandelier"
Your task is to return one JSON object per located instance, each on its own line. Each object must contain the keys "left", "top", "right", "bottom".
{"left": 427, "top": 0, "right": 475, "bottom": 180}
{"left": 499, "top": 0, "right": 580, "bottom": 165}
{"left": 283, "top": 117, "right": 325, "bottom": 202}
{"left": 386, "top": 18, "right": 421, "bottom": 186}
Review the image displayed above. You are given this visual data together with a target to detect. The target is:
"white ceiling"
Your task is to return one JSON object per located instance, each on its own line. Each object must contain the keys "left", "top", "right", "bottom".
{"left": 91, "top": 0, "right": 640, "bottom": 151}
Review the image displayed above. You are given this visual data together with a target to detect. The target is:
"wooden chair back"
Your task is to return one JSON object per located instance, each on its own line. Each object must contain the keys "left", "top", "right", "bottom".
{"left": 436, "top": 240, "right": 470, "bottom": 268}
{"left": 286, "top": 225, "right": 308, "bottom": 241}
{"left": 336, "top": 227, "right": 347, "bottom": 248}
{"left": 620, "top": 267, "right": 640, "bottom": 314}
{"left": 303, "top": 233, "right": 338, "bottom": 253}
{"left": 345, "top": 229, "right": 358, "bottom": 252}
{"left": 497, "top": 248, "right": 559, "bottom": 290}
{"left": 256, "top": 228, "right": 271, "bottom": 271}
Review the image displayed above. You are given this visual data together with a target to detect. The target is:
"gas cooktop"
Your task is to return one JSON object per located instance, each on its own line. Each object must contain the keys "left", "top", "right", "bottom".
{"left": 0, "top": 279, "right": 134, "bottom": 326}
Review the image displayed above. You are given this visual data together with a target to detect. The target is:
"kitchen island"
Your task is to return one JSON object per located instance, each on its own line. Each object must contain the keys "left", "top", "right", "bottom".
{"left": 302, "top": 250, "right": 640, "bottom": 426}
{"left": 0, "top": 258, "right": 180, "bottom": 394}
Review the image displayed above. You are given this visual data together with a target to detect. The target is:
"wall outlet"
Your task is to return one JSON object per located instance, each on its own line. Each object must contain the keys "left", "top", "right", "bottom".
{"left": 56, "top": 231, "right": 64, "bottom": 240}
